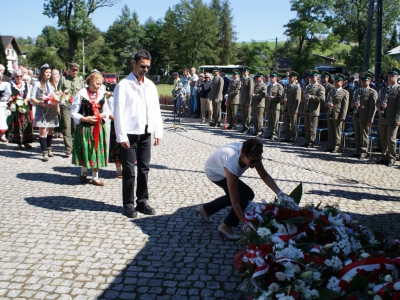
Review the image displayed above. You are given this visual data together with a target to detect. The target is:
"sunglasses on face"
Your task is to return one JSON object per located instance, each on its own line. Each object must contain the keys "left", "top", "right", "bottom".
{"left": 140, "top": 65, "right": 151, "bottom": 70}
{"left": 247, "top": 156, "right": 263, "bottom": 165}
{"left": 15, "top": 75, "right": 23, "bottom": 78}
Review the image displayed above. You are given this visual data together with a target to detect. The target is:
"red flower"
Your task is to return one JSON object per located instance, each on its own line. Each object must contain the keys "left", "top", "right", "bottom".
{"left": 289, "top": 290, "right": 300, "bottom": 299}
{"left": 356, "top": 268, "right": 367, "bottom": 276}
{"left": 339, "top": 280, "right": 350, "bottom": 291}
{"left": 392, "top": 292, "right": 400, "bottom": 300}
{"left": 248, "top": 244, "right": 257, "bottom": 251}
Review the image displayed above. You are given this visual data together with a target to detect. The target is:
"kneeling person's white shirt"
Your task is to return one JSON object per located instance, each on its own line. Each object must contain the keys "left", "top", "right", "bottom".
{"left": 204, "top": 142, "right": 248, "bottom": 182}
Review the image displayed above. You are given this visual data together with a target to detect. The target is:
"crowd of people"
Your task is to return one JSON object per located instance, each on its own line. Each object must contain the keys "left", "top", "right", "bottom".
{"left": 171, "top": 66, "right": 400, "bottom": 167}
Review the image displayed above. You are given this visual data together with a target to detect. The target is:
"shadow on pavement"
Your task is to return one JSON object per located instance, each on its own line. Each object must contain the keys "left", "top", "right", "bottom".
{"left": 97, "top": 204, "right": 245, "bottom": 300}
{"left": 307, "top": 189, "right": 400, "bottom": 202}
{"left": 25, "top": 196, "right": 121, "bottom": 212}
{"left": 17, "top": 172, "right": 80, "bottom": 185}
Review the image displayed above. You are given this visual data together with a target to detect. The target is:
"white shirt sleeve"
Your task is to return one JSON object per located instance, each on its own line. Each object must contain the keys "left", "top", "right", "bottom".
{"left": 70, "top": 93, "right": 84, "bottom": 124}
{"left": 113, "top": 82, "right": 128, "bottom": 143}
{"left": 0, "top": 83, "right": 11, "bottom": 102}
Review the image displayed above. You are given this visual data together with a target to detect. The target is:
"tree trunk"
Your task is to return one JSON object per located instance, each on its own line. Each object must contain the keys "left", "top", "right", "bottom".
{"left": 67, "top": 29, "right": 78, "bottom": 62}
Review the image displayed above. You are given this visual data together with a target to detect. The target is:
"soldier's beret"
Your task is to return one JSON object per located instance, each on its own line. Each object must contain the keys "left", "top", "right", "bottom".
{"left": 40, "top": 63, "right": 51, "bottom": 70}
{"left": 360, "top": 72, "right": 372, "bottom": 80}
{"left": 69, "top": 62, "right": 80, "bottom": 68}
{"left": 310, "top": 69, "right": 319, "bottom": 76}
{"left": 334, "top": 73, "right": 344, "bottom": 81}
{"left": 321, "top": 71, "right": 330, "bottom": 77}
{"left": 242, "top": 67, "right": 250, "bottom": 72}
{"left": 388, "top": 67, "right": 400, "bottom": 76}
{"left": 289, "top": 71, "right": 299, "bottom": 77}
{"left": 213, "top": 67, "right": 221, "bottom": 72}
{"left": 270, "top": 71, "right": 278, "bottom": 77}
{"left": 254, "top": 73, "right": 264, "bottom": 78}
{"left": 232, "top": 69, "right": 240, "bottom": 75}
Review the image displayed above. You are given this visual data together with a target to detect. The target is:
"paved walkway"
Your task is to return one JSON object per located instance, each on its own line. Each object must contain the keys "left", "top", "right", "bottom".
{"left": 0, "top": 110, "right": 399, "bottom": 299}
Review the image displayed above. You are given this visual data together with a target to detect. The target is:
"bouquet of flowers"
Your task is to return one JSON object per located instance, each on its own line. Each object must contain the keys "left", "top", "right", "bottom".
{"left": 104, "top": 91, "right": 113, "bottom": 100}
{"left": 5, "top": 96, "right": 30, "bottom": 125}
{"left": 235, "top": 183, "right": 400, "bottom": 300}
{"left": 43, "top": 90, "right": 73, "bottom": 105}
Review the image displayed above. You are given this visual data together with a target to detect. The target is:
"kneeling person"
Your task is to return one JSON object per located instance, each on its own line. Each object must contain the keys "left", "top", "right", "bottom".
{"left": 196, "top": 138, "right": 288, "bottom": 241}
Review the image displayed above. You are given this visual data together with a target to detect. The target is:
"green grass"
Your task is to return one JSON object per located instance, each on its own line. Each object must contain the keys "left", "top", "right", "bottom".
{"left": 157, "top": 84, "right": 173, "bottom": 96}
{"left": 317, "top": 43, "right": 352, "bottom": 56}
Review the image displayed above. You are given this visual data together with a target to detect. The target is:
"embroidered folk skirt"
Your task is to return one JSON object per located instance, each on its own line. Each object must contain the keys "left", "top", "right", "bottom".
{"left": 72, "top": 122, "right": 108, "bottom": 169}
{"left": 7, "top": 111, "right": 34, "bottom": 144}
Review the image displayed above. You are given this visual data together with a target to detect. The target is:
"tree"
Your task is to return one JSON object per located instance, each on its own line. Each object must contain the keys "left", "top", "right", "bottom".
{"left": 141, "top": 18, "right": 164, "bottom": 75}
{"left": 236, "top": 41, "right": 273, "bottom": 74}
{"left": 105, "top": 5, "right": 145, "bottom": 74}
{"left": 218, "top": 0, "right": 236, "bottom": 64}
{"left": 159, "top": 0, "right": 219, "bottom": 71}
{"left": 284, "top": 0, "right": 337, "bottom": 72}
{"left": 43, "top": 0, "right": 120, "bottom": 62}
{"left": 386, "top": 26, "right": 398, "bottom": 53}
{"left": 0, "top": 36, "right": 7, "bottom": 68}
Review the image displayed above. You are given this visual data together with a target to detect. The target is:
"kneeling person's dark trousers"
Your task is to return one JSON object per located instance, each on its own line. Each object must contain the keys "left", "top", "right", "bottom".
{"left": 121, "top": 133, "right": 151, "bottom": 207}
{"left": 203, "top": 178, "right": 254, "bottom": 227}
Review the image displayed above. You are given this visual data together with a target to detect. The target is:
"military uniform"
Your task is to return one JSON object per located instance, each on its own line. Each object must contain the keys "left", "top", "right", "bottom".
{"left": 251, "top": 74, "right": 267, "bottom": 136}
{"left": 301, "top": 72, "right": 325, "bottom": 147}
{"left": 209, "top": 69, "right": 224, "bottom": 126}
{"left": 240, "top": 72, "right": 254, "bottom": 133}
{"left": 226, "top": 72, "right": 241, "bottom": 130}
{"left": 352, "top": 81, "right": 377, "bottom": 157}
{"left": 266, "top": 81, "right": 284, "bottom": 139}
{"left": 326, "top": 84, "right": 349, "bottom": 152}
{"left": 283, "top": 80, "right": 301, "bottom": 142}
{"left": 58, "top": 67, "right": 84, "bottom": 154}
{"left": 321, "top": 72, "right": 334, "bottom": 112}
{"left": 376, "top": 70, "right": 400, "bottom": 165}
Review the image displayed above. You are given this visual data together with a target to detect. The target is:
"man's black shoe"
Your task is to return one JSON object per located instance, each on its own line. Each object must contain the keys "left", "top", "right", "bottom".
{"left": 217, "top": 123, "right": 221, "bottom": 127}
{"left": 209, "top": 122, "right": 214, "bottom": 126}
{"left": 136, "top": 203, "right": 156, "bottom": 215}
{"left": 387, "top": 161, "right": 395, "bottom": 167}
{"left": 376, "top": 159, "right": 388, "bottom": 165}
{"left": 301, "top": 143, "right": 308, "bottom": 147}
{"left": 227, "top": 126, "right": 233, "bottom": 130}
{"left": 124, "top": 205, "right": 137, "bottom": 218}
{"left": 351, "top": 153, "right": 360, "bottom": 158}
{"left": 325, "top": 148, "right": 334, "bottom": 152}
{"left": 282, "top": 139, "right": 290, "bottom": 143}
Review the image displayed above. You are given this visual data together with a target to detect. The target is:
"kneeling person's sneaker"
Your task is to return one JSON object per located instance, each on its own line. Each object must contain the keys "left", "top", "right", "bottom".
{"left": 136, "top": 203, "right": 155, "bottom": 215}
{"left": 124, "top": 205, "right": 137, "bottom": 218}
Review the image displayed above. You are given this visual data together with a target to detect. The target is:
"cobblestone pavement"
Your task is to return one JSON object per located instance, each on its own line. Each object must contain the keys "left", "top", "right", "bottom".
{"left": 0, "top": 110, "right": 399, "bottom": 300}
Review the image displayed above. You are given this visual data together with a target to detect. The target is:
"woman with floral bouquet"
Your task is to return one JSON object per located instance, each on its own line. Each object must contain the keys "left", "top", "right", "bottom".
{"left": 0, "top": 73, "right": 11, "bottom": 142}
{"left": 30, "top": 64, "right": 59, "bottom": 161}
{"left": 7, "top": 69, "right": 34, "bottom": 149}
{"left": 70, "top": 72, "right": 110, "bottom": 186}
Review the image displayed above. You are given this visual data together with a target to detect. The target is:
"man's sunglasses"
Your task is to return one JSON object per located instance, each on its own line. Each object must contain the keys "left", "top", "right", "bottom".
{"left": 140, "top": 65, "right": 151, "bottom": 70}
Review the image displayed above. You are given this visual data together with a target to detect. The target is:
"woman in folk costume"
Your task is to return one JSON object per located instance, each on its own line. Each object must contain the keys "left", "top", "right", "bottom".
{"left": 30, "top": 64, "right": 59, "bottom": 161}
{"left": 7, "top": 69, "right": 34, "bottom": 149}
{"left": 70, "top": 72, "right": 110, "bottom": 186}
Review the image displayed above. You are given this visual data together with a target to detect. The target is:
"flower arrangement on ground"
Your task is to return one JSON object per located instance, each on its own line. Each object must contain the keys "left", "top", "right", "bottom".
{"left": 235, "top": 183, "right": 400, "bottom": 300}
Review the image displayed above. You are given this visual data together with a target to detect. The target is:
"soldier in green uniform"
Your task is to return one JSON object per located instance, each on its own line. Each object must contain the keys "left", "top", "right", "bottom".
{"left": 351, "top": 72, "right": 377, "bottom": 159}
{"left": 209, "top": 67, "right": 224, "bottom": 127}
{"left": 343, "top": 75, "right": 354, "bottom": 115}
{"left": 58, "top": 62, "right": 84, "bottom": 156}
{"left": 282, "top": 71, "right": 301, "bottom": 143}
{"left": 376, "top": 68, "right": 400, "bottom": 166}
{"left": 240, "top": 67, "right": 253, "bottom": 133}
{"left": 265, "top": 72, "right": 284, "bottom": 140}
{"left": 251, "top": 73, "right": 267, "bottom": 136}
{"left": 321, "top": 71, "right": 334, "bottom": 112}
{"left": 226, "top": 69, "right": 241, "bottom": 130}
{"left": 326, "top": 73, "right": 349, "bottom": 153}
{"left": 301, "top": 70, "right": 325, "bottom": 148}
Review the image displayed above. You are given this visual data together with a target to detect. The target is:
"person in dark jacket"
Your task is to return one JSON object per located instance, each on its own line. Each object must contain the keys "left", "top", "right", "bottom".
{"left": 199, "top": 72, "right": 213, "bottom": 124}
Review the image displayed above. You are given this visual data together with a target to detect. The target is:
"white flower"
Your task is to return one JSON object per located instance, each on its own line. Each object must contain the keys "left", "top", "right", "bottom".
{"left": 283, "top": 261, "right": 296, "bottom": 279}
{"left": 324, "top": 256, "right": 343, "bottom": 270}
{"left": 326, "top": 276, "right": 341, "bottom": 293}
{"left": 394, "top": 282, "right": 400, "bottom": 290}
{"left": 5, "top": 109, "right": 11, "bottom": 116}
{"left": 286, "top": 223, "right": 298, "bottom": 234}
{"left": 10, "top": 103, "right": 16, "bottom": 112}
{"left": 312, "top": 272, "right": 321, "bottom": 280}
{"left": 360, "top": 253, "right": 370, "bottom": 258}
{"left": 256, "top": 290, "right": 273, "bottom": 300}
{"left": 276, "top": 271, "right": 286, "bottom": 281}
{"left": 373, "top": 296, "right": 383, "bottom": 300}
{"left": 15, "top": 99, "right": 24, "bottom": 106}
{"left": 18, "top": 107, "right": 26, "bottom": 114}
{"left": 328, "top": 212, "right": 344, "bottom": 227}
{"left": 293, "top": 264, "right": 301, "bottom": 273}
{"left": 257, "top": 227, "right": 271, "bottom": 239}
{"left": 277, "top": 295, "right": 295, "bottom": 300}
{"left": 384, "top": 274, "right": 393, "bottom": 282}
{"left": 275, "top": 245, "right": 304, "bottom": 260}
{"left": 268, "top": 282, "right": 279, "bottom": 292}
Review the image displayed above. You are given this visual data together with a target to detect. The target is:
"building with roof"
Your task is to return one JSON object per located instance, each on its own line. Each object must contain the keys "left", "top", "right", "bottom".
{"left": 1, "top": 36, "right": 22, "bottom": 72}
{"left": 387, "top": 46, "right": 400, "bottom": 65}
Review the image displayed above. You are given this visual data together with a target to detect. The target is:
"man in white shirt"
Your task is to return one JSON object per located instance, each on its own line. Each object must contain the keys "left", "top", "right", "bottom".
{"left": 195, "top": 138, "right": 289, "bottom": 241}
{"left": 113, "top": 49, "right": 163, "bottom": 218}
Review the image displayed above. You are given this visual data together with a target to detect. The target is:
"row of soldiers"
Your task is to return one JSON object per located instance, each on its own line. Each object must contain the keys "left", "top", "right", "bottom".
{"left": 222, "top": 67, "right": 400, "bottom": 167}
